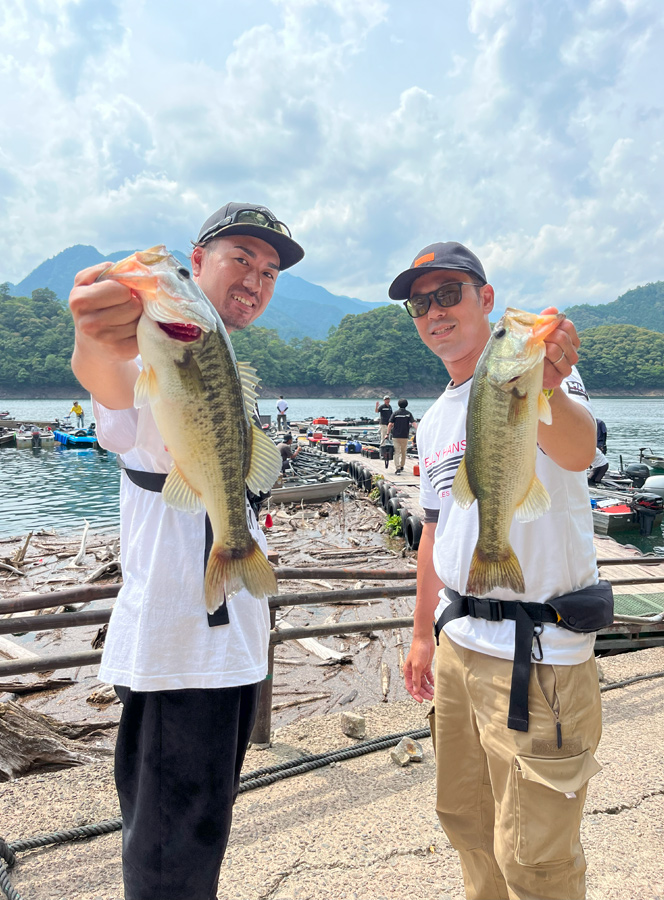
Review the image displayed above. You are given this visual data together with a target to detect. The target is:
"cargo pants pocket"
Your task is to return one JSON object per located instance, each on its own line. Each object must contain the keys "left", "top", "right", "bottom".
{"left": 513, "top": 750, "right": 602, "bottom": 866}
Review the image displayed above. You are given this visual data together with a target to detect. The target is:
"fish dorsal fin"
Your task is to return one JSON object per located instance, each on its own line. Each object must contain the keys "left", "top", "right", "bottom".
{"left": 237, "top": 361, "right": 260, "bottom": 419}
{"left": 507, "top": 390, "right": 529, "bottom": 426}
{"left": 538, "top": 390, "right": 553, "bottom": 425}
{"left": 452, "top": 456, "right": 476, "bottom": 509}
{"left": 162, "top": 464, "right": 205, "bottom": 514}
{"left": 514, "top": 474, "right": 550, "bottom": 523}
{"left": 134, "top": 365, "right": 159, "bottom": 408}
{"left": 246, "top": 424, "right": 283, "bottom": 496}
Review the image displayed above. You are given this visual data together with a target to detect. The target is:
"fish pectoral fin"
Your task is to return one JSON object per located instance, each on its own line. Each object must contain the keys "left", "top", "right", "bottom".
{"left": 451, "top": 457, "right": 476, "bottom": 509}
{"left": 246, "top": 423, "right": 283, "bottom": 495}
{"left": 507, "top": 390, "right": 529, "bottom": 426}
{"left": 514, "top": 475, "right": 551, "bottom": 523}
{"left": 205, "top": 540, "right": 277, "bottom": 610}
{"left": 237, "top": 361, "right": 260, "bottom": 419}
{"left": 134, "top": 365, "right": 159, "bottom": 408}
{"left": 162, "top": 465, "right": 205, "bottom": 513}
{"left": 538, "top": 390, "right": 553, "bottom": 425}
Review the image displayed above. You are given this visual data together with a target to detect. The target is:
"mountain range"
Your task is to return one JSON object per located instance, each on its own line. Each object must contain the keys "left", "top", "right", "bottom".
{"left": 2, "top": 245, "right": 387, "bottom": 342}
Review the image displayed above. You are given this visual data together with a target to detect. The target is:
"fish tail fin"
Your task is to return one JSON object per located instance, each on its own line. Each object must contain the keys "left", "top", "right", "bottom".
{"left": 466, "top": 545, "right": 525, "bottom": 596}
{"left": 204, "top": 539, "right": 277, "bottom": 612}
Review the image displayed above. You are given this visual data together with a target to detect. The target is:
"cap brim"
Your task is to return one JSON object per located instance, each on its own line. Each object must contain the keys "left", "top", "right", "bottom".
{"left": 388, "top": 264, "right": 480, "bottom": 300}
{"left": 204, "top": 223, "right": 304, "bottom": 270}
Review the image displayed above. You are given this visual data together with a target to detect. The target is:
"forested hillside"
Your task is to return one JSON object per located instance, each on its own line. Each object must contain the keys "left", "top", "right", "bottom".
{"left": 577, "top": 324, "right": 664, "bottom": 392}
{"left": 565, "top": 281, "right": 664, "bottom": 332}
{"left": 0, "top": 285, "right": 79, "bottom": 390}
{"left": 2, "top": 286, "right": 664, "bottom": 397}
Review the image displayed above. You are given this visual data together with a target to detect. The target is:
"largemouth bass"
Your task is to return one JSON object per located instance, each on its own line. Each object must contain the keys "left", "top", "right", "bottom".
{"left": 99, "top": 246, "right": 281, "bottom": 612}
{"left": 452, "top": 308, "right": 565, "bottom": 596}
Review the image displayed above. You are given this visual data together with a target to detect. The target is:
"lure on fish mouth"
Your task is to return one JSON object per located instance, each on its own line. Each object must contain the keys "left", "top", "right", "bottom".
{"left": 452, "top": 307, "right": 566, "bottom": 596}
{"left": 99, "top": 245, "right": 282, "bottom": 612}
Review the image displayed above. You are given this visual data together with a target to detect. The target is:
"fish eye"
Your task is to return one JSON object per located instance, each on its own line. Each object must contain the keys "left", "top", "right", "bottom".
{"left": 494, "top": 326, "right": 506, "bottom": 338}
{"left": 177, "top": 267, "right": 190, "bottom": 279}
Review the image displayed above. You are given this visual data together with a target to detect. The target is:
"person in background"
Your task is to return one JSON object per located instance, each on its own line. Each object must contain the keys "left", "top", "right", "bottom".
{"left": 70, "top": 400, "right": 84, "bottom": 428}
{"left": 392, "top": 240, "right": 605, "bottom": 900}
{"left": 386, "top": 398, "right": 416, "bottom": 474}
{"left": 276, "top": 396, "right": 289, "bottom": 431}
{"left": 279, "top": 432, "right": 301, "bottom": 473}
{"left": 375, "top": 395, "right": 392, "bottom": 442}
{"left": 588, "top": 447, "right": 609, "bottom": 484}
{"left": 596, "top": 418, "right": 607, "bottom": 454}
{"left": 68, "top": 201, "right": 304, "bottom": 900}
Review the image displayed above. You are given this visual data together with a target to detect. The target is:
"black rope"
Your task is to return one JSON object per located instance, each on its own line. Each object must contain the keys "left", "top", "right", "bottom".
{"left": 2, "top": 667, "right": 664, "bottom": 900}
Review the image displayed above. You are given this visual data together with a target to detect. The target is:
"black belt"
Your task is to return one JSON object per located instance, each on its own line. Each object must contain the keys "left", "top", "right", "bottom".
{"left": 435, "top": 581, "right": 613, "bottom": 733}
{"left": 119, "top": 463, "right": 229, "bottom": 627}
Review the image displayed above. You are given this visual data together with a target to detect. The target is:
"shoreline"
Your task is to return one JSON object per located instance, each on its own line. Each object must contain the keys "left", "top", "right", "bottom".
{"left": 3, "top": 387, "right": 664, "bottom": 401}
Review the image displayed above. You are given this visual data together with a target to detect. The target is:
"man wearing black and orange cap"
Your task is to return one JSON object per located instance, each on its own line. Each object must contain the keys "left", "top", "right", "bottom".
{"left": 69, "top": 203, "right": 304, "bottom": 900}
{"left": 392, "top": 241, "right": 606, "bottom": 900}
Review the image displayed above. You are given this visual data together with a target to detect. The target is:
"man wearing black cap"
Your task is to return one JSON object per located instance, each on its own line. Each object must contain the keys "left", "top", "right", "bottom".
{"left": 69, "top": 203, "right": 304, "bottom": 900}
{"left": 391, "top": 243, "right": 604, "bottom": 899}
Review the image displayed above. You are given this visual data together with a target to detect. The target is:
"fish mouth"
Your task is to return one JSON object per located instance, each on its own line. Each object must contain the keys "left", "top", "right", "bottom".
{"left": 157, "top": 322, "right": 202, "bottom": 342}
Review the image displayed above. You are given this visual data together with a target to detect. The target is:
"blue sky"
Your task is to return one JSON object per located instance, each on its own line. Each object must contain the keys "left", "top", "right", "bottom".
{"left": 0, "top": 0, "right": 662, "bottom": 312}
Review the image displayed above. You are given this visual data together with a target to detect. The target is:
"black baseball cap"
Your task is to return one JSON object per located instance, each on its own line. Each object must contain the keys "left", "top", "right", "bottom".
{"left": 195, "top": 202, "right": 304, "bottom": 270}
{"left": 388, "top": 241, "right": 487, "bottom": 300}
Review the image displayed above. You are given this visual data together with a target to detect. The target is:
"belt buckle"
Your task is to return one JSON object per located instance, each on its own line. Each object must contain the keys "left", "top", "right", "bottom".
{"left": 467, "top": 596, "right": 503, "bottom": 621}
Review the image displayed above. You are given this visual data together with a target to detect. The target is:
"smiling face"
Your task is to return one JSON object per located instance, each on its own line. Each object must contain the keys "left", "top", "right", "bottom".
{"left": 410, "top": 268, "right": 494, "bottom": 384}
{"left": 190, "top": 234, "right": 280, "bottom": 332}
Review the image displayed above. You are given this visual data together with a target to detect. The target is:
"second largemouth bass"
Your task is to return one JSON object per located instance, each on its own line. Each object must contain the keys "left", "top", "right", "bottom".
{"left": 452, "top": 308, "right": 565, "bottom": 596}
{"left": 99, "top": 246, "right": 282, "bottom": 613}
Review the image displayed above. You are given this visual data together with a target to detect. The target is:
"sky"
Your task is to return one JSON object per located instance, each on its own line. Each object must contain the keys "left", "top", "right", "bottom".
{"left": 0, "top": 0, "right": 662, "bottom": 312}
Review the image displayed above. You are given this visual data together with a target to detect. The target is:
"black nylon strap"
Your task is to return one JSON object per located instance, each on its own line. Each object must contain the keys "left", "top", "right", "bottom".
{"left": 435, "top": 589, "right": 559, "bottom": 733}
{"left": 119, "top": 464, "right": 229, "bottom": 627}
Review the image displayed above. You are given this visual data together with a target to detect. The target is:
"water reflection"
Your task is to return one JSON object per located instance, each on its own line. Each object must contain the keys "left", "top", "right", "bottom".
{"left": 0, "top": 445, "right": 120, "bottom": 537}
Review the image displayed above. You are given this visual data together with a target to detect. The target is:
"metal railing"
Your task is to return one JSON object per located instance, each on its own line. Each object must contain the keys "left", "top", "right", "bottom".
{"left": 1, "top": 559, "right": 664, "bottom": 742}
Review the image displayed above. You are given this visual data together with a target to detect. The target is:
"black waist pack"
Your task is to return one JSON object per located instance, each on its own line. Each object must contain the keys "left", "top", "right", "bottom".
{"left": 546, "top": 579, "right": 614, "bottom": 633}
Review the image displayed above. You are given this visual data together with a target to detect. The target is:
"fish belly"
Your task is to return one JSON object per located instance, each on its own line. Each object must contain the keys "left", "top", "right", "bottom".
{"left": 138, "top": 324, "right": 276, "bottom": 608}
{"left": 464, "top": 368, "right": 541, "bottom": 595}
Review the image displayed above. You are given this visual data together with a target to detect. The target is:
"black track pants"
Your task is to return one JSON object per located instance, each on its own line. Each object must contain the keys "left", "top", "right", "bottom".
{"left": 114, "top": 683, "right": 261, "bottom": 900}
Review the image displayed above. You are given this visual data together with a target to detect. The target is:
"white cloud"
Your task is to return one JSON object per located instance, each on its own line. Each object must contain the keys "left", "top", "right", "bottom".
{"left": 0, "top": 0, "right": 662, "bottom": 321}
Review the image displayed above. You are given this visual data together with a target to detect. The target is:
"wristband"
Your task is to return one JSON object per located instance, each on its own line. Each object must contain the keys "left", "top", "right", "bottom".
{"left": 542, "top": 388, "right": 554, "bottom": 398}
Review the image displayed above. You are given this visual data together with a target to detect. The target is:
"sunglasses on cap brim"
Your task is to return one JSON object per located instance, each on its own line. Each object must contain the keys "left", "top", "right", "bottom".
{"left": 198, "top": 208, "right": 292, "bottom": 245}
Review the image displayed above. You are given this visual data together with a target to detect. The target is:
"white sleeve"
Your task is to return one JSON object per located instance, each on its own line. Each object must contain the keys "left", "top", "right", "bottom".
{"left": 562, "top": 366, "right": 593, "bottom": 416}
{"left": 93, "top": 400, "right": 139, "bottom": 454}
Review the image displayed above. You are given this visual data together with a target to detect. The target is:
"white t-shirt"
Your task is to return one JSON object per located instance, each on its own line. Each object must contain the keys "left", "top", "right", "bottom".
{"left": 94, "top": 401, "right": 270, "bottom": 691}
{"left": 418, "top": 366, "right": 598, "bottom": 666}
{"left": 276, "top": 399, "right": 288, "bottom": 413}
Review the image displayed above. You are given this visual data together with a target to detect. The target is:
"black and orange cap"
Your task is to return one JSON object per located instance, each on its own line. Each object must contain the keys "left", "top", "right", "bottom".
{"left": 388, "top": 241, "right": 487, "bottom": 300}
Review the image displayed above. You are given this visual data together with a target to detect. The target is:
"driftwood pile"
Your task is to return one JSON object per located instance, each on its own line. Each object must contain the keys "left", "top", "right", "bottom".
{"left": 0, "top": 701, "right": 113, "bottom": 780}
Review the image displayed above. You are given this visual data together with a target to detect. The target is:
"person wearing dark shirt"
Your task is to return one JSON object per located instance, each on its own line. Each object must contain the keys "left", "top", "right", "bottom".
{"left": 387, "top": 398, "right": 416, "bottom": 473}
{"left": 279, "top": 433, "right": 301, "bottom": 472}
{"left": 375, "top": 396, "right": 393, "bottom": 442}
{"left": 596, "top": 418, "right": 607, "bottom": 454}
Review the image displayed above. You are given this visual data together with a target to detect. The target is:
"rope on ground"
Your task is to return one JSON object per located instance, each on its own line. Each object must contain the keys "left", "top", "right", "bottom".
{"left": 2, "top": 668, "right": 664, "bottom": 900}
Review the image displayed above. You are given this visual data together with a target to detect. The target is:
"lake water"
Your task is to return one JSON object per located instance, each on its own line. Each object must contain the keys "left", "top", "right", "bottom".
{"left": 2, "top": 397, "right": 664, "bottom": 551}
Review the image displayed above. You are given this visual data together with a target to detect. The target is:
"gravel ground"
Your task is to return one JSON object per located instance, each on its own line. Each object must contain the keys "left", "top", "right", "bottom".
{"left": 0, "top": 648, "right": 662, "bottom": 900}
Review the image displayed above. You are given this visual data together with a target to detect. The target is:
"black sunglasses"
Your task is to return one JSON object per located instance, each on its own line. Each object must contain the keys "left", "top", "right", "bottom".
{"left": 199, "top": 208, "right": 292, "bottom": 245}
{"left": 403, "top": 281, "right": 485, "bottom": 318}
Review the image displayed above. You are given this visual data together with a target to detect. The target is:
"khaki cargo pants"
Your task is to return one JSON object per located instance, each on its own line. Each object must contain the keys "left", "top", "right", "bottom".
{"left": 393, "top": 437, "right": 408, "bottom": 470}
{"left": 431, "top": 633, "right": 602, "bottom": 900}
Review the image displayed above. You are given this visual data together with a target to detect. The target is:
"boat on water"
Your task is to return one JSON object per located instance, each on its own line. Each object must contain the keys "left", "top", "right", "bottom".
{"left": 271, "top": 475, "right": 353, "bottom": 504}
{"left": 589, "top": 470, "right": 664, "bottom": 536}
{"left": 15, "top": 430, "right": 55, "bottom": 449}
{"left": 53, "top": 428, "right": 99, "bottom": 449}
{"left": 0, "top": 427, "right": 16, "bottom": 447}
